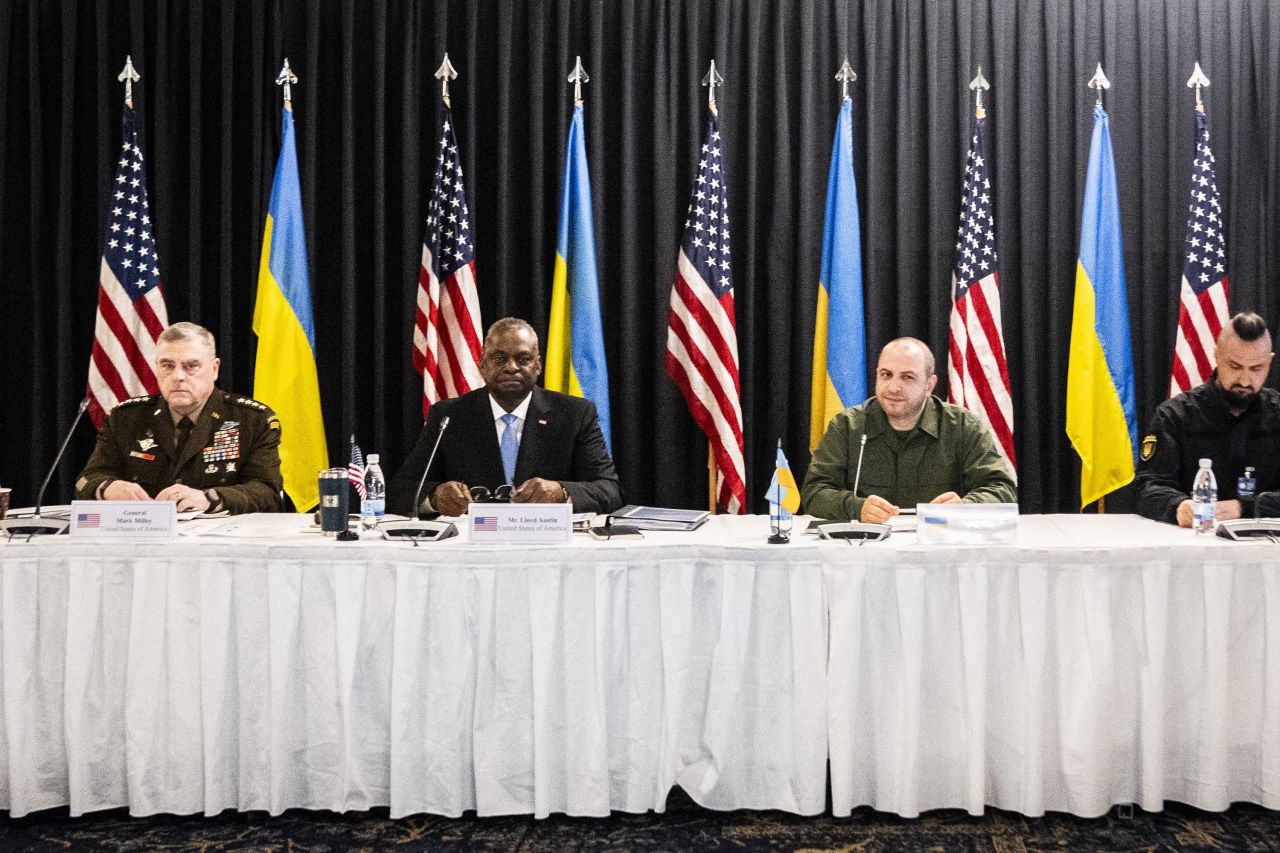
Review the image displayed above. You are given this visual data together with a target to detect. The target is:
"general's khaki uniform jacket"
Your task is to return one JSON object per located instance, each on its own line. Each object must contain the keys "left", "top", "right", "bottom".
{"left": 75, "top": 389, "right": 283, "bottom": 514}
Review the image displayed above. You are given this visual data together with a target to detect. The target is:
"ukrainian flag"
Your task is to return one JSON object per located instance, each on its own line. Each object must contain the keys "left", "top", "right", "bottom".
{"left": 1066, "top": 104, "right": 1137, "bottom": 507}
{"left": 810, "top": 97, "right": 866, "bottom": 451}
{"left": 252, "top": 104, "right": 328, "bottom": 511}
{"left": 765, "top": 445, "right": 801, "bottom": 516}
{"left": 545, "top": 102, "right": 611, "bottom": 449}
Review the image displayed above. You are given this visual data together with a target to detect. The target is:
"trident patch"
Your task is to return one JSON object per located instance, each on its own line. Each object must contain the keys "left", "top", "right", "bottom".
{"left": 1140, "top": 434, "right": 1157, "bottom": 462}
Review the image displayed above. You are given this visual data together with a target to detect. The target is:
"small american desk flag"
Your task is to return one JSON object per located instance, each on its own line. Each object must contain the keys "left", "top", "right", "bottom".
{"left": 947, "top": 114, "right": 1015, "bottom": 465}
{"left": 414, "top": 104, "right": 483, "bottom": 418}
{"left": 86, "top": 103, "right": 169, "bottom": 428}
{"left": 348, "top": 437, "right": 366, "bottom": 499}
{"left": 1168, "top": 108, "right": 1228, "bottom": 397}
{"left": 665, "top": 111, "right": 746, "bottom": 514}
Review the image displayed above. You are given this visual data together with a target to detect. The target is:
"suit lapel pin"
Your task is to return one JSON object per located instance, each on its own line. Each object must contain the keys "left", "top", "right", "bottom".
{"left": 538, "top": 419, "right": 548, "bottom": 425}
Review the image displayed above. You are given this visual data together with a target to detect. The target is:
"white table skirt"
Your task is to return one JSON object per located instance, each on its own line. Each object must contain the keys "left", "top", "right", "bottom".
{"left": 0, "top": 516, "right": 828, "bottom": 818}
{"left": 824, "top": 515, "right": 1280, "bottom": 818}
{"left": 0, "top": 514, "right": 1276, "bottom": 819}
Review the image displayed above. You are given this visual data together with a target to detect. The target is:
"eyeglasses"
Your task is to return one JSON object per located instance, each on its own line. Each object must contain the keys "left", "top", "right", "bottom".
{"left": 469, "top": 485, "right": 514, "bottom": 503}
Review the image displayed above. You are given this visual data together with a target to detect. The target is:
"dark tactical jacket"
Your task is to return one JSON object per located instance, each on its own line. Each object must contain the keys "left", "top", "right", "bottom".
{"left": 1135, "top": 377, "right": 1280, "bottom": 523}
{"left": 75, "top": 389, "right": 283, "bottom": 514}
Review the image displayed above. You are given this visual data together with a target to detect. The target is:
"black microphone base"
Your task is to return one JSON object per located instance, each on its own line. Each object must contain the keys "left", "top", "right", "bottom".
{"left": 379, "top": 520, "right": 459, "bottom": 542}
{"left": 1, "top": 517, "right": 70, "bottom": 537}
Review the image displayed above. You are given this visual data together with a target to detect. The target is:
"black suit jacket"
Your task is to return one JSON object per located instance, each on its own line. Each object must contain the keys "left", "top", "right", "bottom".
{"left": 388, "top": 386, "right": 623, "bottom": 516}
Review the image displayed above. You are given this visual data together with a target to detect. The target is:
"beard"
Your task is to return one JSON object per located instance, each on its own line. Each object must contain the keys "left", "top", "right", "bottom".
{"left": 1222, "top": 385, "right": 1258, "bottom": 408}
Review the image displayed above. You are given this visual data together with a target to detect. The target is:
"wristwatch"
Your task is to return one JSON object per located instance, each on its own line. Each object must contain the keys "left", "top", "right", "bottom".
{"left": 204, "top": 488, "right": 223, "bottom": 512}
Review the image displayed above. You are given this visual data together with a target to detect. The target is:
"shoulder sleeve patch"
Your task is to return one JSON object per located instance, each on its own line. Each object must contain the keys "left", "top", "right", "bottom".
{"left": 1140, "top": 434, "right": 1157, "bottom": 462}
{"left": 268, "top": 417, "right": 281, "bottom": 430}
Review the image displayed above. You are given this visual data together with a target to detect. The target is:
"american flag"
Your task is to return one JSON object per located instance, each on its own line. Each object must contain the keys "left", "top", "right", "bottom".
{"left": 413, "top": 104, "right": 483, "bottom": 418}
{"left": 947, "top": 114, "right": 1015, "bottom": 465}
{"left": 474, "top": 516, "right": 498, "bottom": 532}
{"left": 86, "top": 104, "right": 169, "bottom": 429}
{"left": 1169, "top": 108, "right": 1229, "bottom": 397}
{"left": 77, "top": 513, "right": 101, "bottom": 528}
{"left": 664, "top": 112, "right": 746, "bottom": 514}
{"left": 348, "top": 437, "right": 366, "bottom": 499}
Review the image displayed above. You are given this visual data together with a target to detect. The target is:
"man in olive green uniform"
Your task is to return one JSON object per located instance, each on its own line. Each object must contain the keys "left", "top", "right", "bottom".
{"left": 803, "top": 337, "right": 1016, "bottom": 522}
{"left": 75, "top": 322, "right": 283, "bottom": 514}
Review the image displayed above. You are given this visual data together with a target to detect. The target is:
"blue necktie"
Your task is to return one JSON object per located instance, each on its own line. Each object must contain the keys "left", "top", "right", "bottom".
{"left": 499, "top": 413, "right": 519, "bottom": 485}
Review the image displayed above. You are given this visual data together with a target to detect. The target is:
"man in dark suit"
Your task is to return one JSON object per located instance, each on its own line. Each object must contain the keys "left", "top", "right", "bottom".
{"left": 388, "top": 317, "right": 623, "bottom": 517}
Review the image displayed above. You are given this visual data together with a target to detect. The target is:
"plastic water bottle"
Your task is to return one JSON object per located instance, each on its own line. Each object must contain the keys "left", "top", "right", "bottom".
{"left": 1191, "top": 457, "right": 1216, "bottom": 534}
{"left": 362, "top": 453, "right": 386, "bottom": 530}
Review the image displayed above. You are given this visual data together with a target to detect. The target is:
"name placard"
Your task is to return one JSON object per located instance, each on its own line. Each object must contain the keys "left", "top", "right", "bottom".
{"left": 468, "top": 502, "right": 572, "bottom": 544}
{"left": 69, "top": 500, "right": 177, "bottom": 540}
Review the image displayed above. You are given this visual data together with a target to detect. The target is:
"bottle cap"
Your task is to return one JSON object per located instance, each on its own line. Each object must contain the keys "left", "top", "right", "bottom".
{"left": 367, "top": 453, "right": 379, "bottom": 464}
{"left": 1199, "top": 458, "right": 1212, "bottom": 468}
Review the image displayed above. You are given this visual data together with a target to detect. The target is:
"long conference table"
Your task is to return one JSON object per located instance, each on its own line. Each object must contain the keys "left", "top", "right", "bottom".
{"left": 0, "top": 512, "right": 1276, "bottom": 820}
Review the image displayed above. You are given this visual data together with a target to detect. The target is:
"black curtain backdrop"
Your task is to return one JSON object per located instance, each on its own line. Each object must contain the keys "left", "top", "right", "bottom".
{"left": 2, "top": 0, "right": 1279, "bottom": 513}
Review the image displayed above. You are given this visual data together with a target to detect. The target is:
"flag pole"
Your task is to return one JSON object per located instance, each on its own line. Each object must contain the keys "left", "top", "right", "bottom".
{"left": 117, "top": 56, "right": 139, "bottom": 108}
{"left": 701, "top": 59, "right": 725, "bottom": 514}
{"left": 969, "top": 65, "right": 989, "bottom": 120}
{"left": 1090, "top": 62, "right": 1108, "bottom": 517}
{"left": 435, "top": 53, "right": 458, "bottom": 108}
{"left": 276, "top": 58, "right": 297, "bottom": 109}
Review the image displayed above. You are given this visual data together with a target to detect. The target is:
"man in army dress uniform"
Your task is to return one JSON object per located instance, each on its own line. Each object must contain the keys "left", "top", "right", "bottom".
{"left": 1136, "top": 311, "right": 1280, "bottom": 525}
{"left": 75, "top": 322, "right": 283, "bottom": 514}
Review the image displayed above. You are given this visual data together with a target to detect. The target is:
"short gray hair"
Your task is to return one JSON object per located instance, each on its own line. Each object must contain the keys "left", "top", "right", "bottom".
{"left": 483, "top": 317, "right": 539, "bottom": 353}
{"left": 157, "top": 322, "right": 217, "bottom": 356}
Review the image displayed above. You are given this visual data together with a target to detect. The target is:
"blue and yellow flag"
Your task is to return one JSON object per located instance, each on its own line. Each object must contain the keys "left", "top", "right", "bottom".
{"left": 810, "top": 97, "right": 866, "bottom": 451}
{"left": 252, "top": 104, "right": 328, "bottom": 511}
{"left": 1066, "top": 104, "right": 1137, "bottom": 507}
{"left": 765, "top": 445, "right": 801, "bottom": 517}
{"left": 545, "top": 103, "right": 612, "bottom": 450}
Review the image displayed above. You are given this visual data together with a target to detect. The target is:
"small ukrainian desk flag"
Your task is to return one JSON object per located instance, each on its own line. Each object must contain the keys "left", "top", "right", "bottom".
{"left": 1066, "top": 102, "right": 1137, "bottom": 507}
{"left": 252, "top": 95, "right": 328, "bottom": 512}
{"left": 766, "top": 443, "right": 801, "bottom": 518}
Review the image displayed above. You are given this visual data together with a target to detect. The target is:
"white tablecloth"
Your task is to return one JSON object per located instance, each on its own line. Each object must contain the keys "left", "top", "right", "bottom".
{"left": 0, "top": 515, "right": 827, "bottom": 818}
{"left": 0, "top": 514, "right": 1275, "bottom": 819}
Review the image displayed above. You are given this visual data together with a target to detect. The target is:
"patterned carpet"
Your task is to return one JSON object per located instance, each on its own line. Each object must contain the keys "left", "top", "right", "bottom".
{"left": 3, "top": 790, "right": 1278, "bottom": 851}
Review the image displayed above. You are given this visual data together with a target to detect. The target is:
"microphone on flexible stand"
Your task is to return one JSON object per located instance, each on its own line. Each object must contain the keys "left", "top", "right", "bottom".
{"left": 851, "top": 432, "right": 868, "bottom": 504}
{"left": 381, "top": 415, "right": 458, "bottom": 542}
{"left": 814, "top": 430, "right": 890, "bottom": 542}
{"left": 1, "top": 398, "right": 91, "bottom": 537}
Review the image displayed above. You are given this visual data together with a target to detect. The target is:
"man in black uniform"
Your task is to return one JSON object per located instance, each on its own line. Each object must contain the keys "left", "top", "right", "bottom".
{"left": 1136, "top": 311, "right": 1280, "bottom": 525}
{"left": 75, "top": 322, "right": 283, "bottom": 514}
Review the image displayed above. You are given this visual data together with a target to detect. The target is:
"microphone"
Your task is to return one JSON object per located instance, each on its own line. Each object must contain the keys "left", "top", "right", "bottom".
{"left": 411, "top": 415, "right": 450, "bottom": 519}
{"left": 1, "top": 397, "right": 91, "bottom": 537}
{"left": 381, "top": 415, "right": 457, "bottom": 543}
{"left": 850, "top": 432, "right": 868, "bottom": 505}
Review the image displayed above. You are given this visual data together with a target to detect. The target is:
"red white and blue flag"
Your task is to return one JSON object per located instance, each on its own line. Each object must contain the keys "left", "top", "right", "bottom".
{"left": 1168, "top": 108, "right": 1229, "bottom": 397}
{"left": 77, "top": 513, "right": 101, "bottom": 528}
{"left": 474, "top": 516, "right": 498, "bottom": 532}
{"left": 665, "top": 111, "right": 746, "bottom": 514}
{"left": 348, "top": 437, "right": 366, "bottom": 499}
{"left": 414, "top": 104, "right": 483, "bottom": 418}
{"left": 86, "top": 103, "right": 169, "bottom": 429}
{"left": 947, "top": 114, "right": 1015, "bottom": 465}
